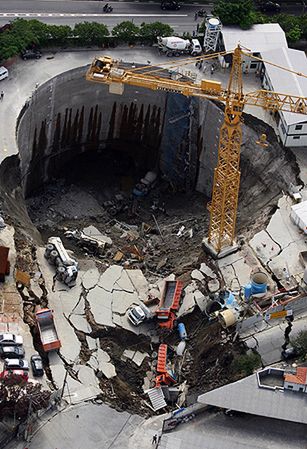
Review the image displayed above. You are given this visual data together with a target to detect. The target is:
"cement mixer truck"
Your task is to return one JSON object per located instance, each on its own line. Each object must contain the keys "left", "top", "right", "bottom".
{"left": 157, "top": 36, "right": 202, "bottom": 57}
{"left": 44, "top": 237, "right": 78, "bottom": 287}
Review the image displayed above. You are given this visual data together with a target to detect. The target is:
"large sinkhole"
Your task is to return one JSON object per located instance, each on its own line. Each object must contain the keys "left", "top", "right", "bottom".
{"left": 8, "top": 64, "right": 300, "bottom": 246}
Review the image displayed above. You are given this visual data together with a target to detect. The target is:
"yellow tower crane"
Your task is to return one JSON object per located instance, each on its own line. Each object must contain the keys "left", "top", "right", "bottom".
{"left": 86, "top": 46, "right": 307, "bottom": 257}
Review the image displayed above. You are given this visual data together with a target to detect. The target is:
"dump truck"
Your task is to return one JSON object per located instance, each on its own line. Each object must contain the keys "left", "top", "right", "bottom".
{"left": 36, "top": 309, "right": 61, "bottom": 352}
{"left": 45, "top": 237, "right": 78, "bottom": 286}
{"left": 155, "top": 344, "right": 176, "bottom": 387}
{"left": 158, "top": 36, "right": 202, "bottom": 57}
{"left": 156, "top": 280, "right": 183, "bottom": 329}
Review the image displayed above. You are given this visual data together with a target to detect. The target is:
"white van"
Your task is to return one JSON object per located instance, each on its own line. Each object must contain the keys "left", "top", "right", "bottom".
{"left": 0, "top": 66, "right": 8, "bottom": 81}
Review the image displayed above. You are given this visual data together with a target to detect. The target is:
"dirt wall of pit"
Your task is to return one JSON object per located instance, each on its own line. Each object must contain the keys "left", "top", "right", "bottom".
{"left": 16, "top": 65, "right": 211, "bottom": 197}
{"left": 16, "top": 64, "right": 300, "bottom": 231}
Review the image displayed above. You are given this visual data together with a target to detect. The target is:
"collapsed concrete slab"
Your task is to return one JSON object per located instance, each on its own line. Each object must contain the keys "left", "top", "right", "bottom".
{"left": 69, "top": 313, "right": 91, "bottom": 333}
{"left": 87, "top": 286, "right": 114, "bottom": 328}
{"left": 199, "top": 263, "right": 216, "bottom": 279}
{"left": 81, "top": 267, "right": 101, "bottom": 290}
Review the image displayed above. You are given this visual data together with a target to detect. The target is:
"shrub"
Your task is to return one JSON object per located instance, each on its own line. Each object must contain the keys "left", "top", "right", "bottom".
{"left": 231, "top": 352, "right": 261, "bottom": 376}
{"left": 112, "top": 21, "right": 140, "bottom": 42}
{"left": 73, "top": 22, "right": 109, "bottom": 45}
{"left": 140, "top": 22, "right": 173, "bottom": 43}
{"left": 292, "top": 330, "right": 307, "bottom": 359}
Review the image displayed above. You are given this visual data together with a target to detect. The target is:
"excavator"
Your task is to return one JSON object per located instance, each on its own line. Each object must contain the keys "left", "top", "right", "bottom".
{"left": 85, "top": 46, "right": 307, "bottom": 257}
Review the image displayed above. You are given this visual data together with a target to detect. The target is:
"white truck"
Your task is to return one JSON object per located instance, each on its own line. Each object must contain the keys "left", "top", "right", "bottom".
{"left": 158, "top": 36, "right": 202, "bottom": 57}
{"left": 44, "top": 237, "right": 78, "bottom": 286}
{"left": 127, "top": 303, "right": 153, "bottom": 326}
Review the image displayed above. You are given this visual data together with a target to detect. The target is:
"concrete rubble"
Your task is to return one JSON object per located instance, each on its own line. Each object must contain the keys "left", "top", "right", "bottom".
{"left": 122, "top": 349, "right": 149, "bottom": 367}
{"left": 249, "top": 195, "right": 307, "bottom": 284}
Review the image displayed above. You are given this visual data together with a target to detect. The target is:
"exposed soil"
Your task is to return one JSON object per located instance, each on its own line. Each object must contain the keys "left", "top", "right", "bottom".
{"left": 0, "top": 105, "right": 302, "bottom": 416}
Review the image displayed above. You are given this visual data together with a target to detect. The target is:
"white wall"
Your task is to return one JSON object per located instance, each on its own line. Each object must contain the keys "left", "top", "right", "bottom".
{"left": 263, "top": 72, "right": 307, "bottom": 148}
{"left": 284, "top": 381, "right": 307, "bottom": 393}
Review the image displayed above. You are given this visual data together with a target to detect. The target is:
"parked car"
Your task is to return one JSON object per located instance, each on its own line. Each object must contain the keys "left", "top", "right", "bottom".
{"left": 21, "top": 49, "right": 42, "bottom": 60}
{"left": 259, "top": 1, "right": 281, "bottom": 13}
{"left": 4, "top": 358, "right": 29, "bottom": 371}
{"left": 161, "top": 1, "right": 180, "bottom": 10}
{"left": 0, "top": 370, "right": 28, "bottom": 382}
{"left": 281, "top": 347, "right": 298, "bottom": 360}
{"left": 0, "top": 66, "right": 8, "bottom": 81}
{"left": 0, "top": 333, "right": 23, "bottom": 346}
{"left": 30, "top": 354, "right": 44, "bottom": 376}
{"left": 0, "top": 346, "right": 25, "bottom": 359}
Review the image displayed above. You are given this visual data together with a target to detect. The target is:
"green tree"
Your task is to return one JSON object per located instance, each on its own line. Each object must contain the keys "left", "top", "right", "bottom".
{"left": 112, "top": 21, "right": 140, "bottom": 42}
{"left": 286, "top": 24, "right": 303, "bottom": 42}
{"left": 231, "top": 352, "right": 261, "bottom": 376}
{"left": 213, "top": 0, "right": 255, "bottom": 29}
{"left": 73, "top": 22, "right": 109, "bottom": 45}
{"left": 139, "top": 22, "right": 173, "bottom": 43}
{"left": 268, "top": 14, "right": 302, "bottom": 43}
{"left": 292, "top": 330, "right": 307, "bottom": 359}
{"left": 299, "top": 15, "right": 307, "bottom": 39}
{"left": 48, "top": 25, "right": 72, "bottom": 45}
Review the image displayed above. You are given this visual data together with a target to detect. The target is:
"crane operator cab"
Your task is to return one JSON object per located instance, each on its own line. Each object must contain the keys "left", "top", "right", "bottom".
{"left": 93, "top": 56, "right": 113, "bottom": 74}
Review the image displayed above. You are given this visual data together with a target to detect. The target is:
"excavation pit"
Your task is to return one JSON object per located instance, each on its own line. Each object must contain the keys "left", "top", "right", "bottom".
{"left": 0, "top": 62, "right": 302, "bottom": 413}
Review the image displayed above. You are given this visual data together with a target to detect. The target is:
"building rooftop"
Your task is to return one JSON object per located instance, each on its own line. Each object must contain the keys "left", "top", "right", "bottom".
{"left": 198, "top": 370, "right": 307, "bottom": 425}
{"left": 285, "top": 367, "right": 307, "bottom": 385}
{"left": 221, "top": 23, "right": 288, "bottom": 53}
{"left": 262, "top": 47, "right": 307, "bottom": 126}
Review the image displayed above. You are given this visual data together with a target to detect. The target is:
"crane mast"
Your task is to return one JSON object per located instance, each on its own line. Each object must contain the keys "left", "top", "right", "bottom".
{"left": 206, "top": 46, "right": 243, "bottom": 254}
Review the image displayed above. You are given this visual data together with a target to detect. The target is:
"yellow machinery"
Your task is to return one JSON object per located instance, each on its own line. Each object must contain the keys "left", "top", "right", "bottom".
{"left": 86, "top": 46, "right": 307, "bottom": 256}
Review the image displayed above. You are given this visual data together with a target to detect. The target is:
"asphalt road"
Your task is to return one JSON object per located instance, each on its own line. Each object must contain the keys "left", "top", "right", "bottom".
{"left": 0, "top": 1, "right": 210, "bottom": 30}
{"left": 0, "top": 1, "right": 305, "bottom": 29}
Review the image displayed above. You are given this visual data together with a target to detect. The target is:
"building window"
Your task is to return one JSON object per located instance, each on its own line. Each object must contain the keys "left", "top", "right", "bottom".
{"left": 250, "top": 63, "right": 258, "bottom": 69}
{"left": 293, "top": 136, "right": 301, "bottom": 140}
{"left": 287, "top": 385, "right": 293, "bottom": 389}
{"left": 299, "top": 387, "right": 304, "bottom": 392}
{"left": 295, "top": 125, "right": 303, "bottom": 130}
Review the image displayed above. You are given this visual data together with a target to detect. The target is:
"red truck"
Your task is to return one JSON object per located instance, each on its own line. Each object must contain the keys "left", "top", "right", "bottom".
{"left": 36, "top": 309, "right": 61, "bottom": 352}
{"left": 155, "top": 280, "right": 183, "bottom": 329}
{"left": 155, "top": 344, "right": 176, "bottom": 387}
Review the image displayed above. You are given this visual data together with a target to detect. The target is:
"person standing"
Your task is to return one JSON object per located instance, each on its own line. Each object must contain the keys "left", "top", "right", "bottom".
{"left": 0, "top": 91, "right": 4, "bottom": 101}
{"left": 152, "top": 434, "right": 157, "bottom": 444}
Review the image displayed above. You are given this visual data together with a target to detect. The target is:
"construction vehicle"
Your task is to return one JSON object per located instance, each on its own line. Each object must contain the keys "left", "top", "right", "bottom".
{"left": 86, "top": 47, "right": 307, "bottom": 258}
{"left": 44, "top": 237, "right": 78, "bottom": 286}
{"left": 0, "top": 246, "right": 10, "bottom": 282}
{"left": 156, "top": 280, "right": 183, "bottom": 329}
{"left": 127, "top": 303, "right": 153, "bottom": 326}
{"left": 158, "top": 36, "right": 202, "bottom": 57}
{"left": 155, "top": 344, "right": 177, "bottom": 387}
{"left": 133, "top": 171, "right": 158, "bottom": 197}
{"left": 36, "top": 309, "right": 61, "bottom": 352}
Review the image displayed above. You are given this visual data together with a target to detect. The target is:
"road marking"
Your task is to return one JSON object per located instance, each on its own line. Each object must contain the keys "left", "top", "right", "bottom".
{"left": 0, "top": 12, "right": 188, "bottom": 18}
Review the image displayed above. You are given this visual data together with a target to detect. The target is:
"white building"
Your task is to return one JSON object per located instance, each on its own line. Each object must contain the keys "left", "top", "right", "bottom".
{"left": 284, "top": 367, "right": 307, "bottom": 393}
{"left": 262, "top": 47, "right": 307, "bottom": 148}
{"left": 219, "top": 23, "right": 288, "bottom": 72}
